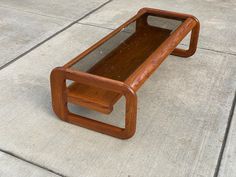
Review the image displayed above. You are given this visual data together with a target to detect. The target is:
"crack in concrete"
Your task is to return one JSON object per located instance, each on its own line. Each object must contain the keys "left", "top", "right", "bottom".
{"left": 181, "top": 43, "right": 236, "bottom": 56}
{"left": 214, "top": 90, "right": 236, "bottom": 177}
{"left": 0, "top": 1, "right": 114, "bottom": 177}
{"left": 0, "top": 148, "right": 67, "bottom": 177}
{"left": 77, "top": 22, "right": 115, "bottom": 31}
{"left": 0, "top": 0, "right": 113, "bottom": 71}
{"left": 0, "top": 1, "right": 235, "bottom": 176}
{"left": 0, "top": 5, "right": 73, "bottom": 21}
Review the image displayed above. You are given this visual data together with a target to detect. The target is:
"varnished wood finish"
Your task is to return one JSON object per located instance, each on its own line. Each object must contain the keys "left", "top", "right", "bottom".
{"left": 67, "top": 26, "right": 171, "bottom": 114}
{"left": 51, "top": 67, "right": 137, "bottom": 139}
{"left": 50, "top": 8, "right": 200, "bottom": 139}
{"left": 126, "top": 18, "right": 198, "bottom": 90}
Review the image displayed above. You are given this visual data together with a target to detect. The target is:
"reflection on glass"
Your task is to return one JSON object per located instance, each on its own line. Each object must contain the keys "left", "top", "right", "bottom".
{"left": 71, "top": 15, "right": 183, "bottom": 81}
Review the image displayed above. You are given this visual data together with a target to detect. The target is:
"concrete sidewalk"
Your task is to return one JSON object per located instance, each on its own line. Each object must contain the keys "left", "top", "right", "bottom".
{"left": 0, "top": 1, "right": 235, "bottom": 177}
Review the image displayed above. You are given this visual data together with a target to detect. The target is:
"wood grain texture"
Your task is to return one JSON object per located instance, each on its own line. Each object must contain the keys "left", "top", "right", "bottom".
{"left": 0, "top": 23, "right": 235, "bottom": 177}
{"left": 67, "top": 26, "right": 171, "bottom": 114}
{"left": 51, "top": 68, "right": 137, "bottom": 139}
{"left": 51, "top": 8, "right": 200, "bottom": 139}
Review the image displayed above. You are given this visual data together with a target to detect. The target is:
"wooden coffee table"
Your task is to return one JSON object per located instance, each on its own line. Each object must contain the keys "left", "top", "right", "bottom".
{"left": 50, "top": 8, "right": 200, "bottom": 139}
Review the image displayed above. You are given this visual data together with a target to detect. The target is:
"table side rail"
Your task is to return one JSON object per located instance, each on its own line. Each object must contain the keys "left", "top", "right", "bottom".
{"left": 125, "top": 17, "right": 198, "bottom": 91}
{"left": 62, "top": 8, "right": 198, "bottom": 69}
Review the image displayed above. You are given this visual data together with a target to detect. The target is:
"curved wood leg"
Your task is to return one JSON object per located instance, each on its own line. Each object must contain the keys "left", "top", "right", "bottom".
{"left": 136, "top": 9, "right": 200, "bottom": 58}
{"left": 50, "top": 67, "right": 69, "bottom": 121}
{"left": 171, "top": 18, "right": 200, "bottom": 57}
{"left": 50, "top": 67, "right": 137, "bottom": 139}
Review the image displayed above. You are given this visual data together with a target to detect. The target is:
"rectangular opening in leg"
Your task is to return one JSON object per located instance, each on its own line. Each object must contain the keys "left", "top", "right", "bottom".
{"left": 68, "top": 97, "right": 126, "bottom": 128}
{"left": 66, "top": 79, "right": 122, "bottom": 114}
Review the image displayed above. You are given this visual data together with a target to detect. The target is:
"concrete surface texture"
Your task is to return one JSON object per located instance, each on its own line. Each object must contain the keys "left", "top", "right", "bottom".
{"left": 0, "top": 6, "right": 68, "bottom": 68}
{"left": 219, "top": 106, "right": 236, "bottom": 177}
{"left": 0, "top": 0, "right": 109, "bottom": 20}
{"left": 0, "top": 0, "right": 235, "bottom": 177}
{"left": 0, "top": 152, "right": 60, "bottom": 177}
{"left": 81, "top": 0, "right": 236, "bottom": 54}
{"left": 0, "top": 0, "right": 108, "bottom": 68}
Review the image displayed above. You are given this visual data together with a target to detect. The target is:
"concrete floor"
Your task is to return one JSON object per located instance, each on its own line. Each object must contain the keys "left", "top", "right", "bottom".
{"left": 0, "top": 0, "right": 235, "bottom": 177}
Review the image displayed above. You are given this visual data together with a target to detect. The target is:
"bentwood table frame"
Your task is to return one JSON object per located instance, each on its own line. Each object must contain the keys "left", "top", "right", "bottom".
{"left": 50, "top": 8, "right": 200, "bottom": 139}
